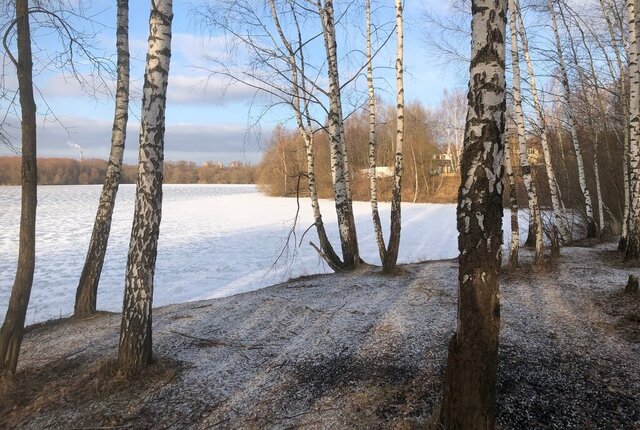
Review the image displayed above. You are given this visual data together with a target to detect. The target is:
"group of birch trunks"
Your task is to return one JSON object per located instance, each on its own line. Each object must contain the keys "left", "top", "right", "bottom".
{"left": 0, "top": 0, "right": 174, "bottom": 377}
{"left": 501, "top": 0, "right": 640, "bottom": 266}
{"left": 1, "top": 0, "right": 412, "bottom": 378}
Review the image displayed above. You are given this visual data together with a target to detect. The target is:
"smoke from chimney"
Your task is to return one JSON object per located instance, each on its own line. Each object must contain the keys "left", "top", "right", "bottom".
{"left": 67, "top": 141, "right": 84, "bottom": 161}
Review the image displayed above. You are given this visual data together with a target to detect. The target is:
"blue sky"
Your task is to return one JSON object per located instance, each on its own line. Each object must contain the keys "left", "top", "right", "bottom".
{"left": 0, "top": 0, "right": 463, "bottom": 164}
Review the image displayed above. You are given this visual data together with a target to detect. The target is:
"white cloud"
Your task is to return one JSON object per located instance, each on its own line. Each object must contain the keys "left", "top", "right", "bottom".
{"left": 29, "top": 68, "right": 260, "bottom": 109}
{"left": 0, "top": 115, "right": 264, "bottom": 164}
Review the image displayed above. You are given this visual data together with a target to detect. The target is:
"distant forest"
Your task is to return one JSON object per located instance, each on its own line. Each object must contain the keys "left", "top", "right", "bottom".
{"left": 0, "top": 157, "right": 257, "bottom": 185}
{"left": 256, "top": 101, "right": 461, "bottom": 204}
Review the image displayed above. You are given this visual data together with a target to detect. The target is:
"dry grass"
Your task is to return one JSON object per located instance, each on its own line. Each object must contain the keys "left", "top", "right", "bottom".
{"left": 0, "top": 355, "right": 181, "bottom": 429}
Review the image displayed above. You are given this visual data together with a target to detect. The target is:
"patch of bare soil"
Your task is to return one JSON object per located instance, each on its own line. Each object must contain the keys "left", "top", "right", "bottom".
{"left": 0, "top": 244, "right": 638, "bottom": 429}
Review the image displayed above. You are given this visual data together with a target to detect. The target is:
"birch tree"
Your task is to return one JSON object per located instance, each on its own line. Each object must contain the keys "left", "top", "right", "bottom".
{"left": 366, "top": 0, "right": 386, "bottom": 265}
{"left": 438, "top": 0, "right": 506, "bottom": 427}
{"left": 435, "top": 89, "right": 466, "bottom": 173}
{"left": 268, "top": 0, "right": 343, "bottom": 270}
{"left": 382, "top": 0, "right": 404, "bottom": 274}
{"left": 318, "top": 0, "right": 360, "bottom": 268}
{"left": 626, "top": 0, "right": 640, "bottom": 259}
{"left": 515, "top": 0, "right": 571, "bottom": 248}
{"left": 599, "top": 0, "right": 631, "bottom": 249}
{"left": 117, "top": 0, "right": 173, "bottom": 373}
{"left": 509, "top": 0, "right": 543, "bottom": 264}
{"left": 505, "top": 136, "right": 520, "bottom": 268}
{"left": 75, "top": 0, "right": 130, "bottom": 318}
{"left": 196, "top": 0, "right": 380, "bottom": 270}
{"left": 557, "top": 1, "right": 609, "bottom": 236}
{"left": 0, "top": 0, "right": 37, "bottom": 378}
{"left": 0, "top": 1, "right": 115, "bottom": 376}
{"left": 548, "top": 0, "right": 597, "bottom": 238}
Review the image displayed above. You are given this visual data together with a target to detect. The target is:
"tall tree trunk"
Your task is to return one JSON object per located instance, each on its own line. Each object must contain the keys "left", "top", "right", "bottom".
{"left": 282, "top": 141, "right": 288, "bottom": 195}
{"left": 383, "top": 0, "right": 404, "bottom": 274}
{"left": 594, "top": 130, "right": 605, "bottom": 234}
{"left": 505, "top": 136, "right": 520, "bottom": 268}
{"left": 302, "top": 133, "right": 342, "bottom": 271}
{"left": 509, "top": 0, "right": 543, "bottom": 264}
{"left": 268, "top": 0, "right": 343, "bottom": 270}
{"left": 0, "top": 0, "right": 37, "bottom": 378}
{"left": 621, "top": 115, "right": 632, "bottom": 249}
{"left": 557, "top": 2, "right": 608, "bottom": 236}
{"left": 75, "top": 0, "right": 130, "bottom": 318}
{"left": 319, "top": 0, "right": 360, "bottom": 268}
{"left": 515, "top": 0, "right": 571, "bottom": 246}
{"left": 579, "top": 10, "right": 624, "bottom": 221}
{"left": 548, "top": 0, "right": 597, "bottom": 237}
{"left": 117, "top": 0, "right": 173, "bottom": 373}
{"left": 626, "top": 0, "right": 640, "bottom": 259}
{"left": 438, "top": 1, "right": 506, "bottom": 428}
{"left": 365, "top": 0, "right": 386, "bottom": 265}
{"left": 600, "top": 0, "right": 631, "bottom": 249}
{"left": 411, "top": 146, "right": 419, "bottom": 203}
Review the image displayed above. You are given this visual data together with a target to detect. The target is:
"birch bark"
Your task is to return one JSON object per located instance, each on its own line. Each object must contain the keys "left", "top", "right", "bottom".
{"left": 558, "top": 2, "right": 608, "bottom": 235}
{"left": 594, "top": 129, "right": 605, "bottom": 234}
{"left": 505, "top": 136, "right": 520, "bottom": 267}
{"left": 365, "top": 0, "right": 386, "bottom": 265}
{"left": 600, "top": 0, "right": 631, "bottom": 248}
{"left": 318, "top": 0, "right": 360, "bottom": 268}
{"left": 548, "top": 0, "right": 597, "bottom": 237}
{"left": 383, "top": 0, "right": 404, "bottom": 274}
{"left": 515, "top": 0, "right": 572, "bottom": 245}
{"left": 509, "top": 0, "right": 543, "bottom": 264}
{"left": 438, "top": 1, "right": 506, "bottom": 427}
{"left": 117, "top": 0, "right": 173, "bottom": 372}
{"left": 626, "top": 0, "right": 640, "bottom": 259}
{"left": 268, "top": 0, "right": 343, "bottom": 270}
{"left": 75, "top": 0, "right": 130, "bottom": 317}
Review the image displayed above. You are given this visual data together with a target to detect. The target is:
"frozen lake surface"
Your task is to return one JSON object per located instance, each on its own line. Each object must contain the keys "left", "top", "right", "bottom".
{"left": 0, "top": 184, "right": 527, "bottom": 324}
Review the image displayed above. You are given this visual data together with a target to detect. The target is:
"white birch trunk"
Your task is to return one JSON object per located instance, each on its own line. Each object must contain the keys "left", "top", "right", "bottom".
{"left": 439, "top": 1, "right": 506, "bottom": 426}
{"left": 268, "top": 0, "right": 342, "bottom": 270}
{"left": 117, "top": 0, "right": 173, "bottom": 372}
{"left": 548, "top": 0, "right": 597, "bottom": 237}
{"left": 282, "top": 141, "right": 288, "bottom": 195}
{"left": 383, "top": 0, "right": 404, "bottom": 273}
{"left": 627, "top": 0, "right": 640, "bottom": 258}
{"left": 505, "top": 136, "right": 520, "bottom": 267}
{"left": 75, "top": 0, "right": 130, "bottom": 317}
{"left": 411, "top": 146, "right": 419, "bottom": 203}
{"left": 509, "top": 0, "right": 543, "bottom": 264}
{"left": 319, "top": 0, "right": 360, "bottom": 268}
{"left": 601, "top": 0, "right": 631, "bottom": 247}
{"left": 365, "top": 0, "right": 386, "bottom": 265}
{"left": 558, "top": 2, "right": 608, "bottom": 235}
{"left": 594, "top": 130, "right": 605, "bottom": 234}
{"left": 515, "top": 0, "right": 572, "bottom": 245}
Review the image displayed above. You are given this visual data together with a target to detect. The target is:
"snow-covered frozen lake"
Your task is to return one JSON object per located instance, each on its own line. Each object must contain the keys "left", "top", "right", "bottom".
{"left": 0, "top": 184, "right": 527, "bottom": 324}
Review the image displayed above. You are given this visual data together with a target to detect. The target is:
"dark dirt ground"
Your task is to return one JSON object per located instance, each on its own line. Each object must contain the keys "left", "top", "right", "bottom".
{"left": 0, "top": 244, "right": 638, "bottom": 429}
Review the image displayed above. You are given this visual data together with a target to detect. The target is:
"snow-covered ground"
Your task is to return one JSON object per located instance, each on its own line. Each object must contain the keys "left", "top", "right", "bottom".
{"left": 0, "top": 184, "right": 529, "bottom": 324}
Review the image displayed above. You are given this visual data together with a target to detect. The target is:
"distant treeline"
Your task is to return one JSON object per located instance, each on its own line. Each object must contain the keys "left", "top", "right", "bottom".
{"left": 0, "top": 157, "right": 257, "bottom": 185}
{"left": 256, "top": 101, "right": 460, "bottom": 203}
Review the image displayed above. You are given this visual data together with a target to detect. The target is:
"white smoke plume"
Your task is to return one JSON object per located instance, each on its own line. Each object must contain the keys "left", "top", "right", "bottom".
{"left": 67, "top": 141, "right": 84, "bottom": 161}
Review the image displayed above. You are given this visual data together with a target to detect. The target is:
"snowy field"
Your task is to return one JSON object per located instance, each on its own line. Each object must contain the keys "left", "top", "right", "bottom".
{"left": 0, "top": 184, "right": 529, "bottom": 324}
